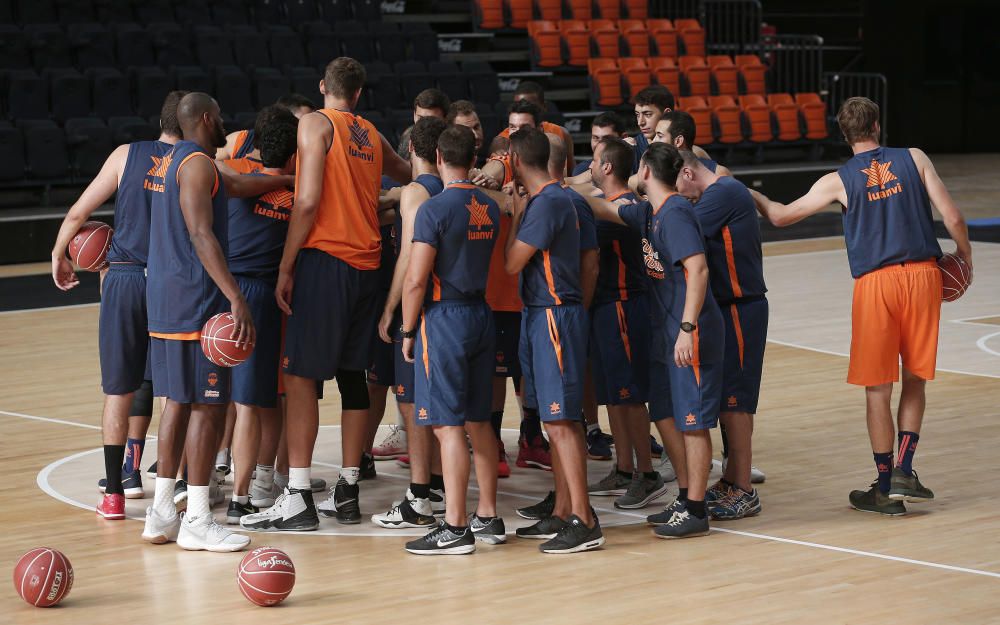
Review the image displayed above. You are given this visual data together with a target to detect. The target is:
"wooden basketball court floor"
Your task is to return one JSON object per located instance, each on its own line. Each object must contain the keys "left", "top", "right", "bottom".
{"left": 0, "top": 236, "right": 998, "bottom": 625}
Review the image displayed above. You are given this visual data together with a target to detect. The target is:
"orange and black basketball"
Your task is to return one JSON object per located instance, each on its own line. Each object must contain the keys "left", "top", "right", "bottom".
{"left": 13, "top": 547, "right": 73, "bottom": 608}
{"left": 201, "top": 312, "right": 253, "bottom": 367}
{"left": 237, "top": 547, "right": 295, "bottom": 607}
{"left": 938, "top": 253, "right": 972, "bottom": 302}
{"left": 67, "top": 221, "right": 113, "bottom": 271}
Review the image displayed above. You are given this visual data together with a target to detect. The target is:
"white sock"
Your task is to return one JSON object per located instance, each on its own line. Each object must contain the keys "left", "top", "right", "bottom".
{"left": 288, "top": 467, "right": 311, "bottom": 491}
{"left": 233, "top": 494, "right": 248, "bottom": 505}
{"left": 187, "top": 485, "right": 210, "bottom": 519}
{"left": 274, "top": 471, "right": 288, "bottom": 488}
{"left": 153, "top": 477, "right": 176, "bottom": 516}
{"left": 340, "top": 467, "right": 360, "bottom": 486}
{"left": 254, "top": 464, "right": 274, "bottom": 487}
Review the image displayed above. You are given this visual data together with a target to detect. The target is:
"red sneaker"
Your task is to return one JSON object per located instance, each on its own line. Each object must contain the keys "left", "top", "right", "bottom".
{"left": 515, "top": 435, "right": 552, "bottom": 471}
{"left": 498, "top": 441, "right": 511, "bottom": 478}
{"left": 395, "top": 455, "right": 410, "bottom": 468}
{"left": 97, "top": 493, "right": 125, "bottom": 520}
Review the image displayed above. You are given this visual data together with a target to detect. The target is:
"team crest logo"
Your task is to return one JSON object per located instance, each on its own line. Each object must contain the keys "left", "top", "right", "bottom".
{"left": 549, "top": 402, "right": 561, "bottom": 415}
{"left": 207, "top": 372, "right": 218, "bottom": 387}
{"left": 282, "top": 356, "right": 290, "bottom": 369}
{"left": 466, "top": 196, "right": 494, "bottom": 240}
{"left": 255, "top": 189, "right": 294, "bottom": 222}
{"left": 348, "top": 119, "right": 375, "bottom": 162}
{"left": 144, "top": 154, "right": 169, "bottom": 192}
{"left": 727, "top": 395, "right": 738, "bottom": 408}
{"left": 396, "top": 384, "right": 406, "bottom": 396}
{"left": 685, "top": 413, "right": 697, "bottom": 426}
{"left": 418, "top": 407, "right": 428, "bottom": 419}
{"left": 642, "top": 238, "right": 665, "bottom": 280}
{"left": 861, "top": 159, "right": 902, "bottom": 201}
{"left": 496, "top": 351, "right": 505, "bottom": 362}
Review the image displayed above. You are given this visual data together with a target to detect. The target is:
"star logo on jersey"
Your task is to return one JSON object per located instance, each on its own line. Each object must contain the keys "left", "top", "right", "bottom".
{"left": 418, "top": 407, "right": 428, "bottom": 420}
{"left": 641, "top": 238, "right": 665, "bottom": 280}
{"left": 147, "top": 155, "right": 170, "bottom": 178}
{"left": 549, "top": 402, "right": 561, "bottom": 415}
{"left": 685, "top": 413, "right": 697, "bottom": 426}
{"left": 349, "top": 119, "right": 373, "bottom": 150}
{"left": 466, "top": 196, "right": 495, "bottom": 240}
{"left": 862, "top": 159, "right": 903, "bottom": 201}
{"left": 619, "top": 387, "right": 631, "bottom": 400}
{"left": 396, "top": 384, "right": 406, "bottom": 396}
{"left": 727, "top": 395, "right": 738, "bottom": 408}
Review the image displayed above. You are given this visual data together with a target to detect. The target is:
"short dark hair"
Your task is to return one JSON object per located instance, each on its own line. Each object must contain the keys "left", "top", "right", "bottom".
{"left": 513, "top": 80, "right": 545, "bottom": 103}
{"left": 837, "top": 96, "right": 879, "bottom": 144}
{"left": 409, "top": 116, "right": 448, "bottom": 163}
{"left": 159, "top": 90, "right": 189, "bottom": 137}
{"left": 661, "top": 110, "right": 696, "bottom": 147}
{"left": 437, "top": 124, "right": 477, "bottom": 168}
{"left": 446, "top": 100, "right": 477, "bottom": 123}
{"left": 258, "top": 116, "right": 299, "bottom": 169}
{"left": 488, "top": 135, "right": 509, "bottom": 156}
{"left": 414, "top": 88, "right": 451, "bottom": 115}
{"left": 253, "top": 105, "right": 298, "bottom": 145}
{"left": 509, "top": 99, "right": 542, "bottom": 126}
{"left": 509, "top": 126, "right": 550, "bottom": 171}
{"left": 641, "top": 142, "right": 684, "bottom": 187}
{"left": 633, "top": 85, "right": 675, "bottom": 111}
{"left": 323, "top": 57, "right": 366, "bottom": 99}
{"left": 275, "top": 93, "right": 315, "bottom": 112}
{"left": 592, "top": 112, "right": 623, "bottom": 134}
{"left": 597, "top": 136, "right": 634, "bottom": 183}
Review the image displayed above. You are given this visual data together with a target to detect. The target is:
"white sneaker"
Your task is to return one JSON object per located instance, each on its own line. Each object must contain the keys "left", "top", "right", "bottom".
{"left": 250, "top": 480, "right": 280, "bottom": 508}
{"left": 720, "top": 458, "right": 767, "bottom": 484}
{"left": 142, "top": 506, "right": 180, "bottom": 544}
{"left": 316, "top": 489, "right": 337, "bottom": 516}
{"left": 657, "top": 455, "right": 678, "bottom": 483}
{"left": 372, "top": 490, "right": 437, "bottom": 529}
{"left": 209, "top": 481, "right": 225, "bottom": 507}
{"left": 372, "top": 425, "right": 407, "bottom": 459}
{"left": 178, "top": 513, "right": 251, "bottom": 552}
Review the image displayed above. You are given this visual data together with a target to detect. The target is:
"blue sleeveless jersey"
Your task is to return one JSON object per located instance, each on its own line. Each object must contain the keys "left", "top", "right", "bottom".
{"left": 106, "top": 140, "right": 173, "bottom": 265}
{"left": 227, "top": 171, "right": 292, "bottom": 281}
{"left": 147, "top": 141, "right": 229, "bottom": 334}
{"left": 392, "top": 173, "right": 444, "bottom": 257}
{"left": 838, "top": 147, "right": 942, "bottom": 278}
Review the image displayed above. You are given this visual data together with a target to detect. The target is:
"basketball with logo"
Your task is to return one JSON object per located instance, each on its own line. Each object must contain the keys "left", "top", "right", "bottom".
{"left": 13, "top": 547, "right": 74, "bottom": 607}
{"left": 938, "top": 252, "right": 972, "bottom": 302}
{"left": 201, "top": 312, "right": 254, "bottom": 367}
{"left": 237, "top": 547, "right": 295, "bottom": 607}
{"left": 67, "top": 221, "right": 113, "bottom": 271}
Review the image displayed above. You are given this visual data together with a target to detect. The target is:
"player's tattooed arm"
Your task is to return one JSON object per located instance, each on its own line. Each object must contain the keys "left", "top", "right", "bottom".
{"left": 749, "top": 172, "right": 846, "bottom": 227}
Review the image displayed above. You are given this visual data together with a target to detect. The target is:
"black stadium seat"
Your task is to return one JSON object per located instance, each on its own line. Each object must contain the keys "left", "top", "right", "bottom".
{"left": 233, "top": 111, "right": 258, "bottom": 131}
{"left": 48, "top": 69, "right": 91, "bottom": 122}
{"left": 394, "top": 61, "right": 430, "bottom": 103}
{"left": 55, "top": 0, "right": 97, "bottom": 24}
{"left": 307, "top": 34, "right": 343, "bottom": 68}
{"left": 152, "top": 23, "right": 196, "bottom": 66}
{"left": 114, "top": 23, "right": 156, "bottom": 68}
{"left": 233, "top": 31, "right": 271, "bottom": 68}
{"left": 408, "top": 23, "right": 439, "bottom": 63}
{"left": 269, "top": 31, "right": 307, "bottom": 68}
{"left": 23, "top": 121, "right": 70, "bottom": 179}
{"left": 69, "top": 23, "right": 116, "bottom": 68}
{"left": 211, "top": 0, "right": 251, "bottom": 26}
{"left": 174, "top": 1, "right": 212, "bottom": 28}
{"left": 286, "top": 0, "right": 320, "bottom": 24}
{"left": 430, "top": 61, "right": 469, "bottom": 100}
{"left": 133, "top": 66, "right": 173, "bottom": 119}
{"left": 321, "top": 0, "right": 353, "bottom": 23}
{"left": 25, "top": 24, "right": 73, "bottom": 70}
{"left": 109, "top": 115, "right": 156, "bottom": 144}
{"left": 352, "top": 0, "right": 381, "bottom": 22}
{"left": 16, "top": 0, "right": 58, "bottom": 24}
{"left": 287, "top": 67, "right": 321, "bottom": 108}
{"left": 214, "top": 67, "right": 254, "bottom": 117}
{"left": 253, "top": 0, "right": 285, "bottom": 26}
{"left": 94, "top": 0, "right": 135, "bottom": 24}
{"left": 196, "top": 32, "right": 235, "bottom": 67}
{"left": 463, "top": 60, "right": 500, "bottom": 103}
{"left": 252, "top": 68, "right": 290, "bottom": 110}
{"left": 0, "top": 125, "right": 26, "bottom": 181}
{"left": 371, "top": 22, "right": 406, "bottom": 64}
{"left": 0, "top": 26, "right": 32, "bottom": 70}
{"left": 64, "top": 117, "right": 114, "bottom": 177}
{"left": 7, "top": 71, "right": 49, "bottom": 121}
{"left": 133, "top": 0, "right": 175, "bottom": 25}
{"left": 89, "top": 68, "right": 133, "bottom": 119}
{"left": 334, "top": 21, "right": 375, "bottom": 64}
{"left": 173, "top": 66, "right": 212, "bottom": 94}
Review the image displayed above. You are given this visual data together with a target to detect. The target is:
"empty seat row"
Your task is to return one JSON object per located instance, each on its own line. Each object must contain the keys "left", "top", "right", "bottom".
{"left": 528, "top": 18, "right": 705, "bottom": 68}
{"left": 365, "top": 60, "right": 500, "bottom": 113}
{"left": 5, "top": 0, "right": 382, "bottom": 27}
{"left": 0, "top": 21, "right": 434, "bottom": 71}
{"left": 474, "top": 0, "right": 648, "bottom": 30}
{"left": 673, "top": 93, "right": 828, "bottom": 145}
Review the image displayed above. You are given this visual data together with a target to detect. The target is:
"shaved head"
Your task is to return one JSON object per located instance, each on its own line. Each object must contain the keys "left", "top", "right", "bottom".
{"left": 178, "top": 92, "right": 226, "bottom": 148}
{"left": 546, "top": 132, "right": 567, "bottom": 179}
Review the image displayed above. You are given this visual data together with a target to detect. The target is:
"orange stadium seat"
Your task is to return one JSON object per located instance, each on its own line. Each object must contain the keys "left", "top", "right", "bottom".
{"left": 647, "top": 19, "right": 678, "bottom": 58}
{"left": 679, "top": 55, "right": 710, "bottom": 97}
{"left": 739, "top": 94, "right": 774, "bottom": 143}
{"left": 648, "top": 56, "right": 680, "bottom": 96}
{"left": 590, "top": 19, "right": 621, "bottom": 58}
{"left": 735, "top": 54, "right": 767, "bottom": 94}
{"left": 535, "top": 0, "right": 562, "bottom": 21}
{"left": 768, "top": 93, "right": 801, "bottom": 141}
{"left": 474, "top": 0, "right": 505, "bottom": 29}
{"left": 566, "top": 0, "right": 593, "bottom": 20}
{"left": 619, "top": 57, "right": 652, "bottom": 99}
{"left": 675, "top": 18, "right": 706, "bottom": 57}
{"left": 509, "top": 0, "right": 534, "bottom": 28}
{"left": 595, "top": 0, "right": 621, "bottom": 19}
{"left": 619, "top": 19, "right": 651, "bottom": 57}
{"left": 708, "top": 55, "right": 739, "bottom": 96}
{"left": 625, "top": 0, "right": 648, "bottom": 19}
{"left": 588, "top": 58, "right": 623, "bottom": 106}
{"left": 708, "top": 95, "right": 742, "bottom": 144}
{"left": 528, "top": 21, "right": 562, "bottom": 67}
{"left": 561, "top": 19, "right": 591, "bottom": 66}
{"left": 677, "top": 95, "right": 714, "bottom": 143}
{"left": 796, "top": 93, "right": 829, "bottom": 139}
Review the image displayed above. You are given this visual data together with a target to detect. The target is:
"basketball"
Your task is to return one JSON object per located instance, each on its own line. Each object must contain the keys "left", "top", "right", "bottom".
{"left": 938, "top": 253, "right": 972, "bottom": 302}
{"left": 237, "top": 547, "right": 295, "bottom": 607}
{"left": 67, "top": 221, "right": 113, "bottom": 271}
{"left": 13, "top": 547, "right": 74, "bottom": 608}
{"left": 201, "top": 312, "right": 254, "bottom": 367}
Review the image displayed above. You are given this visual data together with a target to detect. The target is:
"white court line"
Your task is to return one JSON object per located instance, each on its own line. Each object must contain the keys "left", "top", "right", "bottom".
{"left": 0, "top": 302, "right": 100, "bottom": 316}
{"left": 975, "top": 330, "right": 1000, "bottom": 358}
{"left": 0, "top": 409, "right": 101, "bottom": 430}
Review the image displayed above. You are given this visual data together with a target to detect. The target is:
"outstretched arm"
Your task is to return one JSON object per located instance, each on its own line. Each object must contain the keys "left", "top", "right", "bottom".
{"left": 217, "top": 162, "right": 294, "bottom": 198}
{"left": 911, "top": 148, "right": 972, "bottom": 267}
{"left": 584, "top": 194, "right": 627, "bottom": 225}
{"left": 749, "top": 172, "right": 846, "bottom": 227}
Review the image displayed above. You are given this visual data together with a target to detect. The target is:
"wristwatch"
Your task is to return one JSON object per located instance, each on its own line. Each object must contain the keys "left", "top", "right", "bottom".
{"left": 399, "top": 326, "right": 417, "bottom": 339}
{"left": 680, "top": 321, "right": 697, "bottom": 333}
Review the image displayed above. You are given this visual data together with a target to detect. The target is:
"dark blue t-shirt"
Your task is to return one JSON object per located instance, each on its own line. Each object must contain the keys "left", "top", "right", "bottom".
{"left": 563, "top": 186, "right": 599, "bottom": 252}
{"left": 227, "top": 171, "right": 292, "bottom": 281}
{"left": 517, "top": 180, "right": 582, "bottom": 307}
{"left": 594, "top": 190, "right": 647, "bottom": 305}
{"left": 632, "top": 132, "right": 650, "bottom": 174}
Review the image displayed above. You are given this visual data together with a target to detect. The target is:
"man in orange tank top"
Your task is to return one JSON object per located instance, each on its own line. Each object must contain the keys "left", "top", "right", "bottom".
{"left": 240, "top": 57, "right": 411, "bottom": 533}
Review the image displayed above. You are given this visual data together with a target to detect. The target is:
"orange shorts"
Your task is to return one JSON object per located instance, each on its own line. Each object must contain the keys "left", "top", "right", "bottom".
{"left": 848, "top": 259, "right": 942, "bottom": 387}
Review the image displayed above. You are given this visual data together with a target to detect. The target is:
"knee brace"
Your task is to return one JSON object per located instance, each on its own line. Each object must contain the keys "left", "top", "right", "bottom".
{"left": 336, "top": 369, "right": 370, "bottom": 410}
{"left": 129, "top": 380, "right": 154, "bottom": 417}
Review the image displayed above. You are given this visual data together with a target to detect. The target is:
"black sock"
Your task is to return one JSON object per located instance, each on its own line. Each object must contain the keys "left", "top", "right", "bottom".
{"left": 520, "top": 408, "right": 542, "bottom": 440}
{"left": 896, "top": 431, "right": 919, "bottom": 476}
{"left": 678, "top": 487, "right": 688, "bottom": 501}
{"left": 644, "top": 471, "right": 658, "bottom": 481}
{"left": 430, "top": 473, "right": 445, "bottom": 491}
{"left": 123, "top": 437, "right": 145, "bottom": 473}
{"left": 410, "top": 483, "right": 430, "bottom": 499}
{"left": 490, "top": 410, "right": 503, "bottom": 441}
{"left": 104, "top": 445, "right": 126, "bottom": 495}
{"left": 685, "top": 498, "right": 707, "bottom": 519}
{"left": 874, "top": 452, "right": 893, "bottom": 494}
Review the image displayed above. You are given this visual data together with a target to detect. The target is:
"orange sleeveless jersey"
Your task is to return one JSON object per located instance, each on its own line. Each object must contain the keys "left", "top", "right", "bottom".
{"left": 223, "top": 157, "right": 263, "bottom": 175}
{"left": 301, "top": 109, "right": 384, "bottom": 270}
{"left": 499, "top": 121, "right": 574, "bottom": 174}
{"left": 486, "top": 213, "right": 523, "bottom": 312}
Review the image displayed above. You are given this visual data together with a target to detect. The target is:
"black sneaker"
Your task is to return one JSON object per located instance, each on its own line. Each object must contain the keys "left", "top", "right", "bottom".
{"left": 360, "top": 453, "right": 377, "bottom": 481}
{"left": 239, "top": 488, "right": 320, "bottom": 531}
{"left": 850, "top": 483, "right": 906, "bottom": 516}
{"left": 646, "top": 498, "right": 686, "bottom": 525}
{"left": 429, "top": 487, "right": 446, "bottom": 516}
{"left": 888, "top": 468, "right": 934, "bottom": 502}
{"left": 652, "top": 509, "right": 710, "bottom": 539}
{"left": 333, "top": 478, "right": 361, "bottom": 524}
{"left": 516, "top": 490, "right": 555, "bottom": 520}
{"left": 226, "top": 500, "right": 259, "bottom": 525}
{"left": 540, "top": 515, "right": 604, "bottom": 553}
{"left": 470, "top": 514, "right": 507, "bottom": 544}
{"left": 405, "top": 524, "right": 476, "bottom": 555}
{"left": 98, "top": 468, "right": 144, "bottom": 498}
{"left": 515, "top": 515, "right": 567, "bottom": 539}
{"left": 146, "top": 460, "right": 158, "bottom": 477}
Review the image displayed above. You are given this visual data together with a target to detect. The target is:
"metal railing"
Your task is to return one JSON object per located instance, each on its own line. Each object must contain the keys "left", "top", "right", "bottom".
{"left": 702, "top": 0, "right": 761, "bottom": 55}
{"left": 649, "top": 0, "right": 701, "bottom": 19}
{"left": 823, "top": 72, "right": 889, "bottom": 143}
{"left": 755, "top": 34, "right": 825, "bottom": 94}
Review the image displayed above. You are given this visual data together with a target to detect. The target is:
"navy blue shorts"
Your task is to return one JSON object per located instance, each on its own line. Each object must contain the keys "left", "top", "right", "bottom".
{"left": 150, "top": 337, "right": 231, "bottom": 404}
{"left": 519, "top": 305, "right": 588, "bottom": 423}
{"left": 720, "top": 297, "right": 768, "bottom": 414}
{"left": 415, "top": 301, "right": 495, "bottom": 426}
{"left": 647, "top": 328, "right": 673, "bottom": 423}
{"left": 590, "top": 297, "right": 651, "bottom": 405}
{"left": 366, "top": 292, "right": 395, "bottom": 388}
{"left": 282, "top": 248, "right": 379, "bottom": 380}
{"left": 99, "top": 264, "right": 150, "bottom": 395}
{"left": 493, "top": 311, "right": 522, "bottom": 378}
{"left": 393, "top": 312, "right": 414, "bottom": 403}
{"left": 231, "top": 275, "right": 281, "bottom": 409}
{"left": 648, "top": 325, "right": 723, "bottom": 432}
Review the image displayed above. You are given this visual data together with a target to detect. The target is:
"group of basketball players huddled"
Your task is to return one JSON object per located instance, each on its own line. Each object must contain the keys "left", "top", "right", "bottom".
{"left": 51, "top": 54, "right": 972, "bottom": 555}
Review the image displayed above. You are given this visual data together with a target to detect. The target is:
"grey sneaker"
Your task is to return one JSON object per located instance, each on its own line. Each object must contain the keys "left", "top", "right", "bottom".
{"left": 850, "top": 483, "right": 906, "bottom": 516}
{"left": 646, "top": 498, "right": 685, "bottom": 525}
{"left": 470, "top": 514, "right": 507, "bottom": 544}
{"left": 710, "top": 487, "right": 762, "bottom": 520}
{"left": 652, "top": 509, "right": 710, "bottom": 539}
{"left": 614, "top": 473, "right": 669, "bottom": 509}
{"left": 515, "top": 515, "right": 567, "bottom": 539}
{"left": 888, "top": 468, "right": 934, "bottom": 502}
{"left": 588, "top": 466, "right": 632, "bottom": 496}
